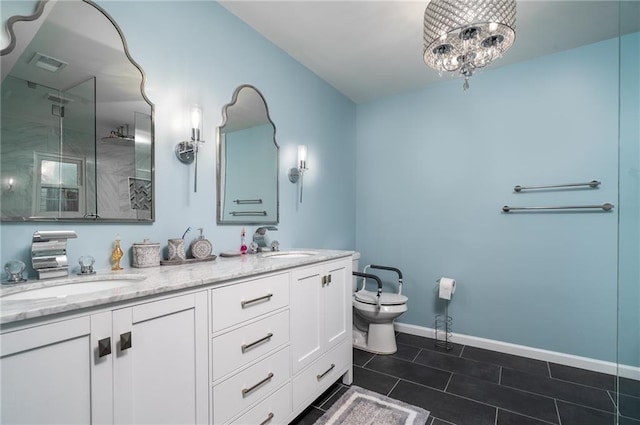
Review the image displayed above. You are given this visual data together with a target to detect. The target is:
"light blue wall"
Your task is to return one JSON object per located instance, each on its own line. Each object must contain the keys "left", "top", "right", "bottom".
{"left": 0, "top": 1, "right": 356, "bottom": 273}
{"left": 618, "top": 31, "right": 640, "bottom": 367}
{"left": 355, "top": 39, "right": 620, "bottom": 363}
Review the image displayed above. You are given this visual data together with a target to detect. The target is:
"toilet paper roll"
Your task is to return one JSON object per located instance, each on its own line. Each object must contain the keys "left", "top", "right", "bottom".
{"left": 438, "top": 277, "right": 456, "bottom": 300}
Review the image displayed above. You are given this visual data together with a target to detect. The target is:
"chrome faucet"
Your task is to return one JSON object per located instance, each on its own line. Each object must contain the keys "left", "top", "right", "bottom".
{"left": 31, "top": 230, "right": 77, "bottom": 279}
{"left": 253, "top": 226, "right": 278, "bottom": 251}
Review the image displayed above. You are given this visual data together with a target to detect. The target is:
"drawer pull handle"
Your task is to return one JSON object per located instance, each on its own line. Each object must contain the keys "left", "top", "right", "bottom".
{"left": 241, "top": 293, "right": 273, "bottom": 308}
{"left": 120, "top": 332, "right": 132, "bottom": 351}
{"left": 259, "top": 412, "right": 274, "bottom": 425}
{"left": 242, "top": 372, "right": 274, "bottom": 397}
{"left": 98, "top": 337, "right": 111, "bottom": 358}
{"left": 316, "top": 363, "right": 335, "bottom": 381}
{"left": 241, "top": 332, "right": 274, "bottom": 353}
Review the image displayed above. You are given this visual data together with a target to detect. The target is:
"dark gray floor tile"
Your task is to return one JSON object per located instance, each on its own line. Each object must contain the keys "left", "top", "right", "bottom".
{"left": 447, "top": 374, "right": 559, "bottom": 424}
{"left": 462, "top": 346, "right": 549, "bottom": 377}
{"left": 621, "top": 417, "right": 640, "bottom": 425}
{"left": 353, "top": 348, "right": 375, "bottom": 367}
{"left": 316, "top": 384, "right": 349, "bottom": 410}
{"left": 556, "top": 401, "right": 619, "bottom": 425}
{"left": 497, "top": 409, "right": 558, "bottom": 425}
{"left": 391, "top": 343, "right": 421, "bottom": 361}
{"left": 501, "top": 368, "right": 615, "bottom": 412}
{"left": 365, "top": 354, "right": 452, "bottom": 390}
{"left": 390, "top": 379, "right": 496, "bottom": 425}
{"left": 549, "top": 363, "right": 615, "bottom": 391}
{"left": 396, "top": 333, "right": 464, "bottom": 357}
{"left": 619, "top": 393, "right": 640, "bottom": 420}
{"left": 415, "top": 349, "right": 500, "bottom": 383}
{"left": 620, "top": 377, "right": 640, "bottom": 398}
{"left": 288, "top": 406, "right": 325, "bottom": 425}
{"left": 431, "top": 419, "right": 456, "bottom": 425}
{"left": 353, "top": 365, "right": 399, "bottom": 395}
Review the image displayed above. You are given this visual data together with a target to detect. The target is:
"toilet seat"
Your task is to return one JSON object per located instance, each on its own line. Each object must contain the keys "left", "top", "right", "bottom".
{"left": 354, "top": 289, "right": 408, "bottom": 306}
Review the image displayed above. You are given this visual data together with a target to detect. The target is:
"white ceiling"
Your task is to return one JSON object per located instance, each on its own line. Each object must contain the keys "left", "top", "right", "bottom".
{"left": 219, "top": 1, "right": 635, "bottom": 104}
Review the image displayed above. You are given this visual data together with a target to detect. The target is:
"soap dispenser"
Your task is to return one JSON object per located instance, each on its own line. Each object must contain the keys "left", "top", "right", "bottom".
{"left": 190, "top": 228, "right": 213, "bottom": 259}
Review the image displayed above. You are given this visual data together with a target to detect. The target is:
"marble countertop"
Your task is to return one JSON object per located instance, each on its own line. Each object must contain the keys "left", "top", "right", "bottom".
{"left": 0, "top": 249, "right": 354, "bottom": 326}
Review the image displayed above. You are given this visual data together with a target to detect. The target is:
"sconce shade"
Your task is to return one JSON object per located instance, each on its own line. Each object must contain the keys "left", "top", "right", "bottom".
{"left": 298, "top": 145, "right": 308, "bottom": 170}
{"left": 191, "top": 104, "right": 202, "bottom": 142}
{"left": 289, "top": 145, "right": 308, "bottom": 203}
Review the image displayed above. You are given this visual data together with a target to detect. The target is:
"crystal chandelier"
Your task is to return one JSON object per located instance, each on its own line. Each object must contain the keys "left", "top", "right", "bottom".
{"left": 423, "top": 0, "right": 516, "bottom": 90}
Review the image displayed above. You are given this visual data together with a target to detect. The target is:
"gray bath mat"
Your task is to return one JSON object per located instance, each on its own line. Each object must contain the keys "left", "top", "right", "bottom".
{"left": 314, "top": 385, "right": 430, "bottom": 425}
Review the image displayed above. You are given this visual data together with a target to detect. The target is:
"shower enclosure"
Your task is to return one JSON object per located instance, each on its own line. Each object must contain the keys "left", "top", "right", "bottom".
{"left": 617, "top": 2, "right": 639, "bottom": 423}
{"left": 0, "top": 76, "right": 97, "bottom": 218}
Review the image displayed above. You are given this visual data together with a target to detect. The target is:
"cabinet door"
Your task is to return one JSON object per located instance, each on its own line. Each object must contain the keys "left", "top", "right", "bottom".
{"left": 291, "top": 264, "right": 324, "bottom": 374}
{"left": 0, "top": 314, "right": 113, "bottom": 424}
{"left": 113, "top": 292, "right": 208, "bottom": 425}
{"left": 323, "top": 262, "right": 349, "bottom": 352}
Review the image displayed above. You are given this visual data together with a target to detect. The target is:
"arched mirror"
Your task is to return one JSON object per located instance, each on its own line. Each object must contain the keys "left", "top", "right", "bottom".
{"left": 217, "top": 85, "right": 278, "bottom": 225}
{"left": 1, "top": 0, "right": 154, "bottom": 221}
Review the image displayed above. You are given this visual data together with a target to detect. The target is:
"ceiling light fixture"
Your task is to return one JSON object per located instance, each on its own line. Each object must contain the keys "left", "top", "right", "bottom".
{"left": 423, "top": 0, "right": 516, "bottom": 90}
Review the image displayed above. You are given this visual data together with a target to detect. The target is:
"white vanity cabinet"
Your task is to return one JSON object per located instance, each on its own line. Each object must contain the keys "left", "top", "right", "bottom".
{"left": 210, "top": 272, "right": 292, "bottom": 424}
{"left": 112, "top": 292, "right": 209, "bottom": 425}
{"left": 1, "top": 314, "right": 108, "bottom": 424}
{"left": 0, "top": 251, "right": 354, "bottom": 425}
{"left": 0, "top": 291, "right": 208, "bottom": 425}
{"left": 209, "top": 257, "right": 353, "bottom": 424}
{"left": 290, "top": 258, "right": 352, "bottom": 412}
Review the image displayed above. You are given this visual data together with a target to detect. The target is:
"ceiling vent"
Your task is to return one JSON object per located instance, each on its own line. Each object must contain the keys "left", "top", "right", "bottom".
{"left": 29, "top": 52, "right": 68, "bottom": 73}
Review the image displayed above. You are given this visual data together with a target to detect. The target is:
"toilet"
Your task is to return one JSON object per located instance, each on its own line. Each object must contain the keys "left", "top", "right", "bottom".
{"left": 352, "top": 253, "right": 408, "bottom": 354}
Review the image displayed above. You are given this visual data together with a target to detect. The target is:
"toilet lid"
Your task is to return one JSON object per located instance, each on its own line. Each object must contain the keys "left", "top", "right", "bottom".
{"left": 354, "top": 290, "right": 408, "bottom": 306}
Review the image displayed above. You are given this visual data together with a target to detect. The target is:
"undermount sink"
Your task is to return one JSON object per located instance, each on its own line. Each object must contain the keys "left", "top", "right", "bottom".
{"left": 262, "top": 250, "right": 318, "bottom": 259}
{"left": 2, "top": 277, "right": 145, "bottom": 301}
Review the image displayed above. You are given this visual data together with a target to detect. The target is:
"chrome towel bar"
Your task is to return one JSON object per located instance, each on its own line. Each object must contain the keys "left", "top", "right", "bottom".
{"left": 229, "top": 211, "right": 267, "bottom": 216}
{"left": 514, "top": 180, "right": 600, "bottom": 192}
{"left": 502, "top": 203, "right": 615, "bottom": 213}
{"left": 234, "top": 199, "right": 263, "bottom": 204}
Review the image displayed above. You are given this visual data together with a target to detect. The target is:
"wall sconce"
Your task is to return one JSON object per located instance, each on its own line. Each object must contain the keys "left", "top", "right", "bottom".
{"left": 288, "top": 145, "right": 308, "bottom": 203}
{"left": 8, "top": 178, "right": 14, "bottom": 190}
{"left": 175, "top": 104, "right": 204, "bottom": 192}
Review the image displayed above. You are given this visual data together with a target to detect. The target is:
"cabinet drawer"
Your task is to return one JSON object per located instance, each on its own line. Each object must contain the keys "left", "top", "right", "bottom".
{"left": 212, "top": 273, "right": 289, "bottom": 332}
{"left": 213, "top": 346, "right": 290, "bottom": 425}
{"left": 230, "top": 382, "right": 291, "bottom": 425}
{"left": 212, "top": 310, "right": 289, "bottom": 381}
{"left": 292, "top": 340, "right": 351, "bottom": 411}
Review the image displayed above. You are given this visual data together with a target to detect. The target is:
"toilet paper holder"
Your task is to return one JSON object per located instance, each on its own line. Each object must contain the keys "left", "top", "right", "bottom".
{"left": 434, "top": 279, "right": 453, "bottom": 351}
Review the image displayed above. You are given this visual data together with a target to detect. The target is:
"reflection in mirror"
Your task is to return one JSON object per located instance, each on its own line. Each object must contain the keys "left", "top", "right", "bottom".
{"left": 217, "top": 85, "right": 279, "bottom": 225}
{"left": 1, "top": 0, "right": 154, "bottom": 221}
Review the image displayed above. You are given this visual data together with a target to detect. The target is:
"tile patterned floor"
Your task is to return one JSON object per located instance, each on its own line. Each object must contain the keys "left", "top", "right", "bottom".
{"left": 290, "top": 333, "right": 640, "bottom": 425}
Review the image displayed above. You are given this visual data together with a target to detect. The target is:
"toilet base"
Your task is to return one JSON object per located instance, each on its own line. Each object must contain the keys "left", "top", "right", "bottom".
{"left": 352, "top": 322, "right": 398, "bottom": 355}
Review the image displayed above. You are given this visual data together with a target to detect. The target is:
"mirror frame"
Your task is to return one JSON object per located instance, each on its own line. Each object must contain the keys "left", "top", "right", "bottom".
{"left": 216, "top": 84, "right": 279, "bottom": 225}
{"left": 1, "top": 0, "right": 155, "bottom": 222}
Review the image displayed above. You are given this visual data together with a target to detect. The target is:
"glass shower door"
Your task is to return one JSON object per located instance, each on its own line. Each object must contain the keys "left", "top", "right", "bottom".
{"left": 617, "top": 1, "right": 640, "bottom": 423}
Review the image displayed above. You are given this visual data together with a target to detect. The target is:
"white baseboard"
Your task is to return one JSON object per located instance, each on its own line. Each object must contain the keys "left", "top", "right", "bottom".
{"left": 394, "top": 322, "right": 640, "bottom": 381}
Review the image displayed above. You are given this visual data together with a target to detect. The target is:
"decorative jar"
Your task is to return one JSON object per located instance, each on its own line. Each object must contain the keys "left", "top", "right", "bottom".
{"left": 132, "top": 239, "right": 160, "bottom": 268}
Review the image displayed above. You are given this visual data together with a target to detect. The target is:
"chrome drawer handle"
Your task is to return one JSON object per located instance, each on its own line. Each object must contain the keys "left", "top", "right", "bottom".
{"left": 242, "top": 372, "right": 274, "bottom": 397}
{"left": 241, "top": 333, "right": 274, "bottom": 353}
{"left": 241, "top": 293, "right": 273, "bottom": 308}
{"left": 316, "top": 363, "right": 335, "bottom": 381}
{"left": 259, "top": 412, "right": 274, "bottom": 425}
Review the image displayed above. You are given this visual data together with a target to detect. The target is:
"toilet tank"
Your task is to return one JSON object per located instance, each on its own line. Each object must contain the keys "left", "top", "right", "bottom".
{"left": 352, "top": 252, "right": 360, "bottom": 292}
